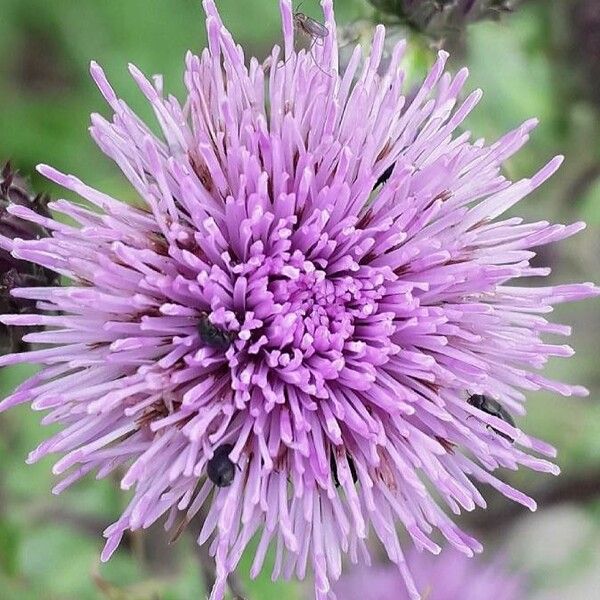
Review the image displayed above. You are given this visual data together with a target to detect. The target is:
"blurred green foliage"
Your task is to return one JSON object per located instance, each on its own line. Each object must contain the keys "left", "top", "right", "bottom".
{"left": 1, "top": 0, "right": 600, "bottom": 599}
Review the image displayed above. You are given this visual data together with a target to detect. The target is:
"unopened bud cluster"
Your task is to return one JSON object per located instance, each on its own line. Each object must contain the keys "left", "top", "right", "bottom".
{"left": 1, "top": 162, "right": 57, "bottom": 352}
{"left": 369, "top": 0, "right": 515, "bottom": 39}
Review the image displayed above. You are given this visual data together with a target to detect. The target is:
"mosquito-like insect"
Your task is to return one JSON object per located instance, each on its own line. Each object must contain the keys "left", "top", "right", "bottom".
{"left": 294, "top": 10, "right": 328, "bottom": 43}
{"left": 287, "top": 3, "right": 331, "bottom": 77}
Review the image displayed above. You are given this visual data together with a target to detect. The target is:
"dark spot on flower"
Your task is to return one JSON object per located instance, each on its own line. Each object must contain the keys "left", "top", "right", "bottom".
{"left": 207, "top": 443, "right": 236, "bottom": 487}
{"left": 330, "top": 448, "right": 359, "bottom": 487}
{"left": 433, "top": 189, "right": 452, "bottom": 203}
{"left": 189, "top": 152, "right": 214, "bottom": 192}
{"left": 375, "top": 140, "right": 392, "bottom": 162}
{"left": 373, "top": 163, "right": 395, "bottom": 190}
{"left": 149, "top": 233, "right": 169, "bottom": 255}
{"left": 197, "top": 313, "right": 232, "bottom": 351}
{"left": 86, "top": 341, "right": 107, "bottom": 350}
{"left": 393, "top": 264, "right": 411, "bottom": 277}
{"left": 418, "top": 379, "right": 441, "bottom": 394}
{"left": 467, "top": 393, "right": 515, "bottom": 442}
{"left": 168, "top": 516, "right": 189, "bottom": 545}
{"left": 374, "top": 451, "right": 397, "bottom": 491}
{"left": 136, "top": 401, "right": 170, "bottom": 429}
{"left": 356, "top": 209, "right": 374, "bottom": 229}
{"left": 435, "top": 436, "right": 456, "bottom": 454}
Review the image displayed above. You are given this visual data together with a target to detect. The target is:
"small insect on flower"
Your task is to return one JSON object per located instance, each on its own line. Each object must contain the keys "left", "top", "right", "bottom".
{"left": 206, "top": 444, "right": 236, "bottom": 488}
{"left": 291, "top": 4, "right": 331, "bottom": 76}
{"left": 330, "top": 449, "right": 359, "bottom": 487}
{"left": 373, "top": 163, "right": 395, "bottom": 190}
{"left": 467, "top": 393, "right": 516, "bottom": 442}
{"left": 197, "top": 312, "right": 232, "bottom": 351}
{"left": 293, "top": 8, "right": 328, "bottom": 45}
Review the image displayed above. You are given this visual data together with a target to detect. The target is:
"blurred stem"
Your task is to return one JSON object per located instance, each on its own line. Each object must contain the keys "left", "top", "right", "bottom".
{"left": 566, "top": 163, "right": 600, "bottom": 210}
{"left": 25, "top": 502, "right": 248, "bottom": 597}
{"left": 467, "top": 467, "right": 600, "bottom": 530}
{"left": 136, "top": 522, "right": 179, "bottom": 575}
{"left": 26, "top": 504, "right": 115, "bottom": 540}
{"left": 131, "top": 529, "right": 146, "bottom": 565}
{"left": 190, "top": 512, "right": 247, "bottom": 600}
{"left": 195, "top": 536, "right": 216, "bottom": 595}
{"left": 226, "top": 572, "right": 247, "bottom": 600}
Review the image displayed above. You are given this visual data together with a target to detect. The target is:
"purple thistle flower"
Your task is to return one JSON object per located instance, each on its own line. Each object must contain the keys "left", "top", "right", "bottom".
{"left": 332, "top": 548, "right": 525, "bottom": 600}
{"left": 0, "top": 1, "right": 597, "bottom": 598}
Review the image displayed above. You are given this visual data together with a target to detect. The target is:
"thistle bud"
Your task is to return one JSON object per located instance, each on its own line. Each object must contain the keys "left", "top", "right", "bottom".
{"left": 0, "top": 162, "right": 57, "bottom": 352}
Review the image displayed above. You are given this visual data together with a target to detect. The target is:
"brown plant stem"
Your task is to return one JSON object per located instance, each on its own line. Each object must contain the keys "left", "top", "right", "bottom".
{"left": 466, "top": 467, "right": 600, "bottom": 530}
{"left": 189, "top": 512, "right": 247, "bottom": 600}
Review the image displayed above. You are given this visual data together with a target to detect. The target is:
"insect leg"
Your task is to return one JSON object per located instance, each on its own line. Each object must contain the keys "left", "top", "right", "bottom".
{"left": 307, "top": 37, "right": 331, "bottom": 77}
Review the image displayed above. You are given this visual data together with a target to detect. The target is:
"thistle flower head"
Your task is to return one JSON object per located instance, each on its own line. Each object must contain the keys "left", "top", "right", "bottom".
{"left": 0, "top": 1, "right": 597, "bottom": 599}
{"left": 0, "top": 161, "right": 56, "bottom": 352}
{"left": 332, "top": 548, "right": 525, "bottom": 600}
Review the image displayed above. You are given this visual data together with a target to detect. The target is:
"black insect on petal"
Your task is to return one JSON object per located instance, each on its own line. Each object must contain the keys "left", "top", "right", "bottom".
{"left": 207, "top": 443, "right": 236, "bottom": 488}
{"left": 197, "top": 312, "right": 232, "bottom": 351}
{"left": 467, "top": 393, "right": 515, "bottom": 442}
{"left": 373, "top": 163, "right": 395, "bottom": 191}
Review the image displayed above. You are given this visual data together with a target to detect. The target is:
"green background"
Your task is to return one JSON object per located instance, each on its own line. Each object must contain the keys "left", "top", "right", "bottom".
{"left": 1, "top": 0, "right": 599, "bottom": 598}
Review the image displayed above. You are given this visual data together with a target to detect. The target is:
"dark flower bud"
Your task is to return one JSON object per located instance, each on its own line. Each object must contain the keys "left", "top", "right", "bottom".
{"left": 368, "top": 0, "right": 516, "bottom": 40}
{"left": 1, "top": 162, "right": 58, "bottom": 352}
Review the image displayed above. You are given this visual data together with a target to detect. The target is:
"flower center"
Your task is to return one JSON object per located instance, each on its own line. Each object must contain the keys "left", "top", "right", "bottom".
{"left": 222, "top": 222, "right": 398, "bottom": 405}
{"left": 267, "top": 261, "right": 380, "bottom": 357}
